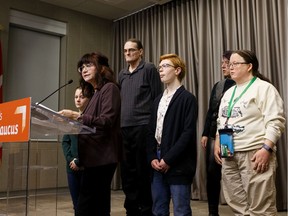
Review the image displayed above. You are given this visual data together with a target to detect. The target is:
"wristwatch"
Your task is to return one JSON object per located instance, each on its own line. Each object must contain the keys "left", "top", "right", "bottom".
{"left": 262, "top": 144, "right": 273, "bottom": 153}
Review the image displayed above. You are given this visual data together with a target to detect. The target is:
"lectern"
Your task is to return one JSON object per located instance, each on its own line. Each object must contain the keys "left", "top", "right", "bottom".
{"left": 0, "top": 98, "right": 95, "bottom": 215}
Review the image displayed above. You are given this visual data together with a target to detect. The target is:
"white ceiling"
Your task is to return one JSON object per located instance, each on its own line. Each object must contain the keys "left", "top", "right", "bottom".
{"left": 38, "top": 0, "right": 172, "bottom": 21}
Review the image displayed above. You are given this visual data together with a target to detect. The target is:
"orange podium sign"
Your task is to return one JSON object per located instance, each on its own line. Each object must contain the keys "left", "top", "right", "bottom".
{"left": 0, "top": 97, "right": 31, "bottom": 142}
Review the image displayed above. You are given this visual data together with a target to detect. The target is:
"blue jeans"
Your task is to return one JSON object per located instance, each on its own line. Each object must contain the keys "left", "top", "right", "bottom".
{"left": 67, "top": 171, "right": 83, "bottom": 214}
{"left": 151, "top": 170, "right": 192, "bottom": 216}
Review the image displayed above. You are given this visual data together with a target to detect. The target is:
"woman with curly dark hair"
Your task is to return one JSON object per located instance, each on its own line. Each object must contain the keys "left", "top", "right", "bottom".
{"left": 60, "top": 52, "right": 122, "bottom": 216}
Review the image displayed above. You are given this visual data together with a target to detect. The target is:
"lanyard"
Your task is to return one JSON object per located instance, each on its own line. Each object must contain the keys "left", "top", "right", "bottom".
{"left": 225, "top": 76, "right": 257, "bottom": 125}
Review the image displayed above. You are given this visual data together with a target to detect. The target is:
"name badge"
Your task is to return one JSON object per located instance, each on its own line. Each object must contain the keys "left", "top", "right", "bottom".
{"left": 218, "top": 128, "right": 234, "bottom": 158}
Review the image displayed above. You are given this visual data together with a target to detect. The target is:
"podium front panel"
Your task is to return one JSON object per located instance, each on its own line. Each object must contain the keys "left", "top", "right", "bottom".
{"left": 0, "top": 139, "right": 69, "bottom": 215}
{"left": 0, "top": 102, "right": 95, "bottom": 215}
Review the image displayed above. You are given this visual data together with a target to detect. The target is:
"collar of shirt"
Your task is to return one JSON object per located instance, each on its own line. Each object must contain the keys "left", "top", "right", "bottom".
{"left": 123, "top": 59, "right": 145, "bottom": 75}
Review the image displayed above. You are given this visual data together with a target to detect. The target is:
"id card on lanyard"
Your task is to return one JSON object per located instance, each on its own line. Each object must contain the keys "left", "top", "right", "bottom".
{"left": 220, "top": 76, "right": 257, "bottom": 158}
{"left": 219, "top": 128, "right": 234, "bottom": 157}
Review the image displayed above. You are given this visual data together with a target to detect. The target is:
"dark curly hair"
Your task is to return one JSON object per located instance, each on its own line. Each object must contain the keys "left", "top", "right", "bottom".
{"left": 77, "top": 52, "right": 118, "bottom": 95}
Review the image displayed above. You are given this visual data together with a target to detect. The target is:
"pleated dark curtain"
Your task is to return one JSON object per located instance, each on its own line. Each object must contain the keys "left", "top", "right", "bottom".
{"left": 111, "top": 0, "right": 287, "bottom": 210}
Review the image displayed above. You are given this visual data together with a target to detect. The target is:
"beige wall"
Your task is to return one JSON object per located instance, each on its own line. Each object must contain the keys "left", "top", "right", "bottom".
{"left": 0, "top": 0, "right": 113, "bottom": 191}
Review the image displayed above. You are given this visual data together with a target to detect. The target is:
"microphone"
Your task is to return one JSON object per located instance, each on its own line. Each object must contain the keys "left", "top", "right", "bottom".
{"left": 36, "top": 79, "right": 73, "bottom": 105}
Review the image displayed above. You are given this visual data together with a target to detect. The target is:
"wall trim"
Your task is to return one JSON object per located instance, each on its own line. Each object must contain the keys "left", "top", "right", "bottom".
{"left": 10, "top": 10, "right": 66, "bottom": 35}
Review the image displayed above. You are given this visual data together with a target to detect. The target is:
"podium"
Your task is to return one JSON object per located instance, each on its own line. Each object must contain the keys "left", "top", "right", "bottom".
{"left": 0, "top": 98, "right": 95, "bottom": 215}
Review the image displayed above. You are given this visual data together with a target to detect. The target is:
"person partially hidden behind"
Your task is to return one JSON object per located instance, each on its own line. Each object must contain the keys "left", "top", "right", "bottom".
{"left": 61, "top": 86, "right": 92, "bottom": 216}
{"left": 147, "top": 54, "right": 198, "bottom": 216}
{"left": 200, "top": 50, "right": 235, "bottom": 216}
{"left": 214, "top": 50, "right": 285, "bottom": 215}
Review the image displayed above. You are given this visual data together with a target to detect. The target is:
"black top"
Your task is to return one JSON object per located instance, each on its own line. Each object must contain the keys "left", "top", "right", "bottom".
{"left": 202, "top": 78, "right": 235, "bottom": 138}
{"left": 118, "top": 60, "right": 162, "bottom": 127}
{"left": 147, "top": 86, "right": 198, "bottom": 184}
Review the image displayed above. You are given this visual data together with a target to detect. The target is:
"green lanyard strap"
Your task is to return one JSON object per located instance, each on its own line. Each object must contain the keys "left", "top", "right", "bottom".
{"left": 226, "top": 76, "right": 257, "bottom": 124}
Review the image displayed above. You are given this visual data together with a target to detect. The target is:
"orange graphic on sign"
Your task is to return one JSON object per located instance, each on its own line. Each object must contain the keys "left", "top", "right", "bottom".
{"left": 0, "top": 97, "right": 31, "bottom": 142}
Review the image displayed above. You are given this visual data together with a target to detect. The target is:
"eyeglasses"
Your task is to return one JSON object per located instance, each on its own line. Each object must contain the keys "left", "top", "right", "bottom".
{"left": 157, "top": 63, "right": 175, "bottom": 71}
{"left": 78, "top": 63, "right": 94, "bottom": 73}
{"left": 124, "top": 48, "right": 138, "bottom": 54}
{"left": 222, "top": 60, "right": 229, "bottom": 65}
{"left": 228, "top": 62, "right": 249, "bottom": 68}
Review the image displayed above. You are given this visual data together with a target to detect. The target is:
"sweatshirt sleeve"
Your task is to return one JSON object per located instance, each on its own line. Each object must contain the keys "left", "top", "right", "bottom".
{"left": 260, "top": 84, "right": 285, "bottom": 144}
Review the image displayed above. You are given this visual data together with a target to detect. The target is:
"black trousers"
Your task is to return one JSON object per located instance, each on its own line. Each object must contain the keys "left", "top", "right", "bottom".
{"left": 206, "top": 138, "right": 222, "bottom": 214}
{"left": 120, "top": 125, "right": 153, "bottom": 216}
{"left": 76, "top": 163, "right": 117, "bottom": 216}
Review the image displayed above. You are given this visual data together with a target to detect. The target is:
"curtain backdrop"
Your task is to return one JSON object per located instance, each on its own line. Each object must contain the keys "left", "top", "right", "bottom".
{"left": 111, "top": 0, "right": 287, "bottom": 210}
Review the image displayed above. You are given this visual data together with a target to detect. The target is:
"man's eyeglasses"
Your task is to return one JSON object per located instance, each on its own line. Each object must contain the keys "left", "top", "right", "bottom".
{"left": 78, "top": 63, "right": 94, "bottom": 73}
{"left": 222, "top": 60, "right": 229, "bottom": 65}
{"left": 157, "top": 63, "right": 175, "bottom": 71}
{"left": 228, "top": 62, "right": 249, "bottom": 68}
{"left": 124, "top": 48, "right": 138, "bottom": 54}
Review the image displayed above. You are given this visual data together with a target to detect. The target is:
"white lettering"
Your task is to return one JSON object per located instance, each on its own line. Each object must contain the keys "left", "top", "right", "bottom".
{"left": 0, "top": 124, "right": 19, "bottom": 135}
